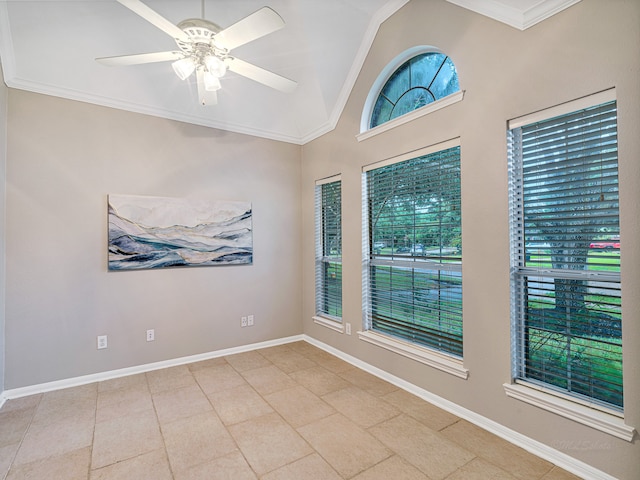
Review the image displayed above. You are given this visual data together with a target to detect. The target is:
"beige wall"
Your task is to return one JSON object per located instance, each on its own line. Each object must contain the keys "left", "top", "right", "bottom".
{"left": 5, "top": 90, "right": 302, "bottom": 388}
{"left": 0, "top": 64, "right": 7, "bottom": 395}
{"left": 301, "top": 0, "right": 640, "bottom": 478}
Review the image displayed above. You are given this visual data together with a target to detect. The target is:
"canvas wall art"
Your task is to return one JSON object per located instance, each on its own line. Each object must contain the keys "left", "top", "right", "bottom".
{"left": 108, "top": 194, "right": 252, "bottom": 270}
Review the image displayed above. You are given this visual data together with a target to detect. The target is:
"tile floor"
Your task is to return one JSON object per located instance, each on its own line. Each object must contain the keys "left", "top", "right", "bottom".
{"left": 0, "top": 341, "right": 582, "bottom": 479}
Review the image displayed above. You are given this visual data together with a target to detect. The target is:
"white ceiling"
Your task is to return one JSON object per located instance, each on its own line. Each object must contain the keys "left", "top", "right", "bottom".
{"left": 0, "top": 0, "right": 580, "bottom": 145}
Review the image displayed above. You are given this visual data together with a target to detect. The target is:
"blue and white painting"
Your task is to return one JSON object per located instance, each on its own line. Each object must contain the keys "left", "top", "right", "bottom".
{"left": 108, "top": 194, "right": 252, "bottom": 270}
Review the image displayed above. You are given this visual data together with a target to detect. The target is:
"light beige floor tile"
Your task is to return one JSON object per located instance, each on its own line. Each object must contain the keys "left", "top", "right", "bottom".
{"left": 37, "top": 383, "right": 97, "bottom": 406}
{"left": 257, "top": 344, "right": 294, "bottom": 358}
{"left": 96, "top": 387, "right": 155, "bottom": 424}
{"left": 91, "top": 409, "right": 163, "bottom": 469}
{"left": 13, "top": 410, "right": 95, "bottom": 466}
{"left": 444, "top": 457, "right": 516, "bottom": 480}
{"left": 381, "top": 389, "right": 459, "bottom": 431}
{"left": 0, "top": 443, "right": 20, "bottom": 479}
{"left": 0, "top": 409, "right": 34, "bottom": 448}
{"left": 297, "top": 413, "right": 392, "bottom": 478}
{"left": 98, "top": 373, "right": 148, "bottom": 394}
{"left": 31, "top": 384, "right": 97, "bottom": 426}
{"left": 287, "top": 341, "right": 322, "bottom": 356}
{"left": 7, "top": 447, "right": 91, "bottom": 480}
{"left": 0, "top": 395, "right": 41, "bottom": 415}
{"left": 261, "top": 453, "right": 342, "bottom": 480}
{"left": 187, "top": 357, "right": 228, "bottom": 372}
{"left": 308, "top": 351, "right": 355, "bottom": 374}
{"left": 440, "top": 420, "right": 554, "bottom": 480}
{"left": 207, "top": 384, "right": 273, "bottom": 425}
{"left": 224, "top": 350, "right": 272, "bottom": 372}
{"left": 322, "top": 386, "right": 400, "bottom": 428}
{"left": 369, "top": 414, "right": 474, "bottom": 480}
{"left": 97, "top": 380, "right": 149, "bottom": 410}
{"left": 338, "top": 368, "right": 398, "bottom": 397}
{"left": 240, "top": 365, "right": 297, "bottom": 396}
{"left": 541, "top": 466, "right": 583, "bottom": 480}
{"left": 173, "top": 450, "right": 257, "bottom": 480}
{"left": 260, "top": 349, "right": 317, "bottom": 373}
{"left": 351, "top": 455, "right": 430, "bottom": 480}
{"left": 192, "top": 363, "right": 247, "bottom": 394}
{"left": 289, "top": 366, "right": 350, "bottom": 396}
{"left": 162, "top": 411, "right": 237, "bottom": 473}
{"left": 264, "top": 385, "right": 335, "bottom": 428}
{"left": 146, "top": 365, "right": 196, "bottom": 394}
{"left": 228, "top": 412, "right": 313, "bottom": 476}
{"left": 152, "top": 384, "right": 212, "bottom": 425}
{"left": 90, "top": 448, "right": 172, "bottom": 480}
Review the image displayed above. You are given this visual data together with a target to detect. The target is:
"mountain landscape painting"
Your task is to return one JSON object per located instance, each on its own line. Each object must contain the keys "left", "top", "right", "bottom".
{"left": 108, "top": 194, "right": 252, "bottom": 270}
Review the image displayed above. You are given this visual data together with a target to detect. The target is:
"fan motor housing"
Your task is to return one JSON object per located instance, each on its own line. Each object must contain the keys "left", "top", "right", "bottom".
{"left": 175, "top": 18, "right": 227, "bottom": 57}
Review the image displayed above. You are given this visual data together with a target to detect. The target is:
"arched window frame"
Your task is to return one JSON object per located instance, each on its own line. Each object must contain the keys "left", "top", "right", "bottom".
{"left": 357, "top": 46, "right": 464, "bottom": 142}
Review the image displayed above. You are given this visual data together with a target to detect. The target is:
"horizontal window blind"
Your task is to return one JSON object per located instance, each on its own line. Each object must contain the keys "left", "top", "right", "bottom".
{"left": 509, "top": 97, "right": 623, "bottom": 410}
{"left": 315, "top": 178, "right": 342, "bottom": 320}
{"left": 364, "top": 145, "right": 462, "bottom": 357}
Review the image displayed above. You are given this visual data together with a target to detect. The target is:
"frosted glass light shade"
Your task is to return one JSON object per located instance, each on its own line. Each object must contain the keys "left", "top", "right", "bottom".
{"left": 205, "top": 55, "right": 227, "bottom": 78}
{"left": 172, "top": 57, "right": 196, "bottom": 80}
{"left": 203, "top": 71, "right": 222, "bottom": 91}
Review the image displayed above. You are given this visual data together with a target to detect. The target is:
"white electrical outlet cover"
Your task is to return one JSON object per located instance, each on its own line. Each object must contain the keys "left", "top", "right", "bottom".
{"left": 97, "top": 335, "right": 108, "bottom": 349}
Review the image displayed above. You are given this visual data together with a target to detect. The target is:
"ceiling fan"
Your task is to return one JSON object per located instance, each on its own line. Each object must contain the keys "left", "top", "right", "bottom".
{"left": 96, "top": 0, "right": 297, "bottom": 105}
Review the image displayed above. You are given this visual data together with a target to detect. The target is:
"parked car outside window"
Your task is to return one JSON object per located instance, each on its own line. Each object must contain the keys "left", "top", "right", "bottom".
{"left": 589, "top": 237, "right": 620, "bottom": 249}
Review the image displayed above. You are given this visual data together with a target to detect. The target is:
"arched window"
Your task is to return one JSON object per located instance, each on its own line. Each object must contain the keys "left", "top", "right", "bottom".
{"left": 360, "top": 46, "right": 462, "bottom": 137}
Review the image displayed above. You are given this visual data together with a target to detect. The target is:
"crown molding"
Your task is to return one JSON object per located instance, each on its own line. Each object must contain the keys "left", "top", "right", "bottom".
{"left": 446, "top": 0, "right": 582, "bottom": 30}
{"left": 3, "top": 75, "right": 308, "bottom": 145}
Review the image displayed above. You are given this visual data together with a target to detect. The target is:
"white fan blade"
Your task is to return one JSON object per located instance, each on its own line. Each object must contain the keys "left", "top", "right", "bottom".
{"left": 227, "top": 58, "right": 297, "bottom": 93}
{"left": 214, "top": 7, "right": 284, "bottom": 51}
{"left": 196, "top": 69, "right": 218, "bottom": 106}
{"left": 96, "top": 51, "right": 182, "bottom": 66}
{"left": 117, "top": 0, "right": 189, "bottom": 42}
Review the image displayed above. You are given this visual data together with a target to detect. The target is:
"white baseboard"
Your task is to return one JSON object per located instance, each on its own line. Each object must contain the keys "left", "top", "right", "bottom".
{"left": 302, "top": 335, "right": 617, "bottom": 480}
{"left": 2, "top": 335, "right": 304, "bottom": 400}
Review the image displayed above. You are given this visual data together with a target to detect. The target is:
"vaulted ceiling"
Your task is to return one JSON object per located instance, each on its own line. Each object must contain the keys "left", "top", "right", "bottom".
{"left": 0, "top": 0, "right": 580, "bottom": 144}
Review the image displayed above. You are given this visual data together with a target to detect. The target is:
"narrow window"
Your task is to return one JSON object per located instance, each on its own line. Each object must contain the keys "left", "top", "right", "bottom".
{"left": 363, "top": 142, "right": 462, "bottom": 357}
{"left": 508, "top": 91, "right": 623, "bottom": 411}
{"left": 315, "top": 176, "right": 342, "bottom": 322}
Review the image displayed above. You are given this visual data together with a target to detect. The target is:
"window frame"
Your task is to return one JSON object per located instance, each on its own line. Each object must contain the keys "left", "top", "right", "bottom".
{"left": 313, "top": 175, "right": 344, "bottom": 333}
{"left": 360, "top": 139, "right": 468, "bottom": 379}
{"left": 505, "top": 89, "right": 635, "bottom": 440}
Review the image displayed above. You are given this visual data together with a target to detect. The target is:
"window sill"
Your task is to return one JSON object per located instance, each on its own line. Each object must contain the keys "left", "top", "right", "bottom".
{"left": 503, "top": 382, "right": 636, "bottom": 441}
{"left": 357, "top": 330, "right": 468, "bottom": 379}
{"left": 356, "top": 90, "right": 464, "bottom": 142}
{"left": 313, "top": 316, "right": 344, "bottom": 334}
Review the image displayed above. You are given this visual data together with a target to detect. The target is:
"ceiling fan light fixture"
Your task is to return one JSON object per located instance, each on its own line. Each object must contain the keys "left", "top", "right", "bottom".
{"left": 99, "top": 1, "right": 297, "bottom": 105}
{"left": 203, "top": 71, "right": 222, "bottom": 91}
{"left": 204, "top": 55, "right": 227, "bottom": 78}
{"left": 172, "top": 57, "right": 196, "bottom": 80}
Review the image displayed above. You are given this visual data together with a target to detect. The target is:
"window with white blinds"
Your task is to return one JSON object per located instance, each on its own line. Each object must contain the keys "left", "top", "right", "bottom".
{"left": 315, "top": 176, "right": 342, "bottom": 321}
{"left": 508, "top": 90, "right": 623, "bottom": 411}
{"left": 363, "top": 141, "right": 462, "bottom": 357}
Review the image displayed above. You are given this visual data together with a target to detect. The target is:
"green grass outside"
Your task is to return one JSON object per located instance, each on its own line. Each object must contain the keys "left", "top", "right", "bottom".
{"left": 369, "top": 265, "right": 463, "bottom": 355}
{"left": 527, "top": 327, "right": 623, "bottom": 408}
{"left": 528, "top": 291, "right": 621, "bottom": 320}
{"left": 322, "top": 262, "right": 342, "bottom": 318}
{"left": 526, "top": 250, "right": 620, "bottom": 272}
